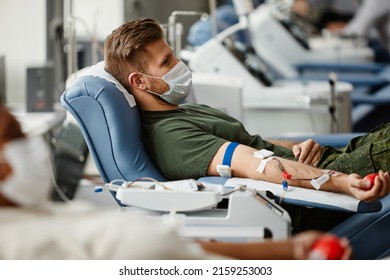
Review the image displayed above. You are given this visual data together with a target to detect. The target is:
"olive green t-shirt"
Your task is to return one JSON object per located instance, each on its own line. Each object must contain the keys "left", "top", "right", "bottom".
{"left": 141, "top": 103, "right": 295, "bottom": 180}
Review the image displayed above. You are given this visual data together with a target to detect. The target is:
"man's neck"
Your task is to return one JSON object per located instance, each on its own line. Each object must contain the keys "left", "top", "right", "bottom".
{"left": 141, "top": 102, "right": 178, "bottom": 111}
{"left": 136, "top": 92, "right": 178, "bottom": 111}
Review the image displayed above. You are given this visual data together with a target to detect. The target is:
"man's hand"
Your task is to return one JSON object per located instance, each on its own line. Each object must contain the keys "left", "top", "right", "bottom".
{"left": 292, "top": 139, "right": 322, "bottom": 166}
{"left": 347, "top": 170, "right": 390, "bottom": 202}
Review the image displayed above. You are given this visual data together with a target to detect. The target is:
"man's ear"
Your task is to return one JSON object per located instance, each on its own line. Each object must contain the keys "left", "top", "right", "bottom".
{"left": 128, "top": 72, "right": 147, "bottom": 90}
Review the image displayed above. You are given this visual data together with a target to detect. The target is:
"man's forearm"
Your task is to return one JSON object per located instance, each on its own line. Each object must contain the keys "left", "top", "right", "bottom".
{"left": 210, "top": 143, "right": 348, "bottom": 193}
{"left": 198, "top": 240, "right": 295, "bottom": 260}
{"left": 259, "top": 156, "right": 351, "bottom": 195}
{"left": 229, "top": 145, "right": 351, "bottom": 195}
{"left": 209, "top": 142, "right": 388, "bottom": 202}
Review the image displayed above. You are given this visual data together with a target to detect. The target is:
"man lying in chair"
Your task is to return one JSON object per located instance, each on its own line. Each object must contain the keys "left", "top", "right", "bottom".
{"left": 103, "top": 18, "right": 390, "bottom": 231}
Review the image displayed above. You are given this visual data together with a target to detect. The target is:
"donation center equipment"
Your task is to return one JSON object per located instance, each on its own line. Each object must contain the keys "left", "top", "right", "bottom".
{"left": 110, "top": 179, "right": 292, "bottom": 242}
{"left": 185, "top": 3, "right": 353, "bottom": 137}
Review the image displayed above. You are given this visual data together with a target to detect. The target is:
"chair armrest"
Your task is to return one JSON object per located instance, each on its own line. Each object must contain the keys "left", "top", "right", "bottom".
{"left": 297, "top": 75, "right": 388, "bottom": 88}
{"left": 199, "top": 176, "right": 382, "bottom": 213}
{"left": 278, "top": 133, "right": 363, "bottom": 148}
{"left": 294, "top": 62, "right": 385, "bottom": 74}
{"left": 352, "top": 84, "right": 390, "bottom": 105}
{"left": 353, "top": 95, "right": 390, "bottom": 105}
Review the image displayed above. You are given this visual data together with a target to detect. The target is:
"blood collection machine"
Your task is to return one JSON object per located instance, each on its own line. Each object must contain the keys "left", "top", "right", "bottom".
{"left": 186, "top": 25, "right": 353, "bottom": 137}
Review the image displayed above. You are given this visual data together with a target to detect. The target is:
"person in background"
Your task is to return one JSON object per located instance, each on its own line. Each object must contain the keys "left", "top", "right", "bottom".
{"left": 187, "top": 0, "right": 264, "bottom": 47}
{"left": 341, "top": 0, "right": 390, "bottom": 63}
{"left": 293, "top": 0, "right": 390, "bottom": 62}
{"left": 0, "top": 103, "right": 52, "bottom": 207}
{"left": 293, "top": 0, "right": 359, "bottom": 32}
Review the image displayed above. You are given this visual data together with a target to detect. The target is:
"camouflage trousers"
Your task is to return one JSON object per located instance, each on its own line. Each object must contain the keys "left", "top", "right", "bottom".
{"left": 317, "top": 123, "right": 390, "bottom": 176}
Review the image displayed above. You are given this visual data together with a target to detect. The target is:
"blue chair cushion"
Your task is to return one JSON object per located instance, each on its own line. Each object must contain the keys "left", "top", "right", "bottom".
{"left": 61, "top": 75, "right": 165, "bottom": 183}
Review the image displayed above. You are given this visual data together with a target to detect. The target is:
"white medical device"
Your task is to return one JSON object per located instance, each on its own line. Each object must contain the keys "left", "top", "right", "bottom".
{"left": 186, "top": 24, "right": 353, "bottom": 137}
{"left": 248, "top": 2, "right": 374, "bottom": 78}
{"left": 192, "top": 72, "right": 243, "bottom": 121}
{"left": 115, "top": 181, "right": 291, "bottom": 241}
{"left": 115, "top": 180, "right": 224, "bottom": 212}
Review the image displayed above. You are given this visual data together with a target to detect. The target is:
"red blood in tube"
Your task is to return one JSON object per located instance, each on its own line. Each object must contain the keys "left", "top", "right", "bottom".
{"left": 364, "top": 173, "right": 378, "bottom": 189}
{"left": 308, "top": 235, "right": 345, "bottom": 260}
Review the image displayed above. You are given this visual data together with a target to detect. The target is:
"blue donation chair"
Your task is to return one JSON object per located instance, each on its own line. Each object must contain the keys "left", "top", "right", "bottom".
{"left": 60, "top": 64, "right": 165, "bottom": 185}
{"left": 61, "top": 62, "right": 390, "bottom": 259}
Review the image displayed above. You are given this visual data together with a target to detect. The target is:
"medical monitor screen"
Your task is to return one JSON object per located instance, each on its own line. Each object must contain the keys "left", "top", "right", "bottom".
{"left": 0, "top": 56, "right": 5, "bottom": 104}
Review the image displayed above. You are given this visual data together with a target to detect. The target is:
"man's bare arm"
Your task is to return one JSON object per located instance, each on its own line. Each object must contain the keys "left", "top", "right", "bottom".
{"left": 207, "top": 142, "right": 390, "bottom": 202}
{"left": 198, "top": 231, "right": 352, "bottom": 260}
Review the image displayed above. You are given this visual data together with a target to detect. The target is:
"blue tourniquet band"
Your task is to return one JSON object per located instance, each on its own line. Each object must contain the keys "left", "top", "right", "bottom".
{"left": 222, "top": 142, "right": 239, "bottom": 167}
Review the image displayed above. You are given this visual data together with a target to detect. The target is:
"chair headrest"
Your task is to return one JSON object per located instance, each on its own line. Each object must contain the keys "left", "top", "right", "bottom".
{"left": 61, "top": 62, "right": 165, "bottom": 183}
{"left": 73, "top": 61, "right": 136, "bottom": 108}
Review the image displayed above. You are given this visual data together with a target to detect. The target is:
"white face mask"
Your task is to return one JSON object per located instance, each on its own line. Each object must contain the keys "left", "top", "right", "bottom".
{"left": 140, "top": 60, "right": 193, "bottom": 105}
{"left": 0, "top": 137, "right": 52, "bottom": 208}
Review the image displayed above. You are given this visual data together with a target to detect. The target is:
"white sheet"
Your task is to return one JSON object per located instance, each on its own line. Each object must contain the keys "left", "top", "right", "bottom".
{"left": 67, "top": 61, "right": 137, "bottom": 108}
{"left": 225, "top": 178, "right": 361, "bottom": 212}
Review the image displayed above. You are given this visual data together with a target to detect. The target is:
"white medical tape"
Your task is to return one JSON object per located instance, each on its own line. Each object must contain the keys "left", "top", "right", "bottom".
{"left": 253, "top": 149, "right": 274, "bottom": 159}
{"left": 254, "top": 149, "right": 276, "bottom": 174}
{"left": 216, "top": 164, "right": 232, "bottom": 178}
{"left": 310, "top": 173, "right": 330, "bottom": 190}
{"left": 256, "top": 156, "right": 276, "bottom": 174}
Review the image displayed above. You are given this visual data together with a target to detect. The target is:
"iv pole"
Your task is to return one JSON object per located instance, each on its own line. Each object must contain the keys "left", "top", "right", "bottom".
{"left": 63, "top": 0, "right": 77, "bottom": 77}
